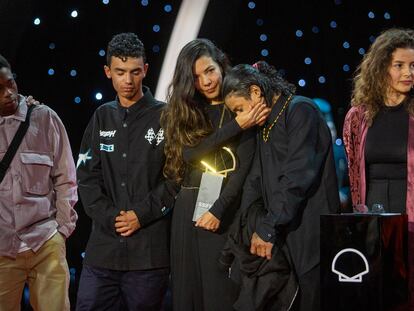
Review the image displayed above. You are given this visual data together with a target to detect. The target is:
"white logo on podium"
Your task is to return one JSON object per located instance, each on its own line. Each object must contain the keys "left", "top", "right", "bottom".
{"left": 331, "top": 248, "right": 369, "bottom": 283}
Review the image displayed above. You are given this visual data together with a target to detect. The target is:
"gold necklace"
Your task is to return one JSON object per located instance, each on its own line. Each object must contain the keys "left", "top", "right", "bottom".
{"left": 215, "top": 103, "right": 227, "bottom": 169}
{"left": 262, "top": 94, "right": 292, "bottom": 142}
{"left": 218, "top": 103, "right": 226, "bottom": 129}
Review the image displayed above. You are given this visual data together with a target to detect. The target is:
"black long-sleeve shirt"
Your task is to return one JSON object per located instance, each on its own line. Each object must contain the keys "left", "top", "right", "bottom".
{"left": 77, "top": 87, "right": 176, "bottom": 270}
{"left": 241, "top": 95, "right": 340, "bottom": 276}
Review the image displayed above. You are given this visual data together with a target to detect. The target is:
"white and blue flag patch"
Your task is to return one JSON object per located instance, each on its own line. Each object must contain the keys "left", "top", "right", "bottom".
{"left": 100, "top": 144, "right": 114, "bottom": 152}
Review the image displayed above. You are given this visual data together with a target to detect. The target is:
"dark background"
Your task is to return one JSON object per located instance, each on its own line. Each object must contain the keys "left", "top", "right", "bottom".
{"left": 1, "top": 0, "right": 412, "bottom": 308}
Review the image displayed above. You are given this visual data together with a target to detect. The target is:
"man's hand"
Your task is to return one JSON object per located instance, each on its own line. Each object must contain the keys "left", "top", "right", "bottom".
{"left": 235, "top": 103, "right": 271, "bottom": 129}
{"left": 115, "top": 210, "right": 141, "bottom": 236}
{"left": 250, "top": 232, "right": 274, "bottom": 260}
{"left": 26, "top": 95, "right": 41, "bottom": 106}
{"left": 195, "top": 211, "right": 220, "bottom": 232}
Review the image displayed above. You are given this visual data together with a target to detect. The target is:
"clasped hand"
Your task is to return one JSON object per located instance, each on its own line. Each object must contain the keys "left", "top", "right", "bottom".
{"left": 115, "top": 210, "right": 141, "bottom": 236}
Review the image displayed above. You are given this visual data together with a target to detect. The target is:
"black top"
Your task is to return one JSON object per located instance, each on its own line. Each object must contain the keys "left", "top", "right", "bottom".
{"left": 241, "top": 95, "right": 340, "bottom": 276}
{"left": 364, "top": 102, "right": 408, "bottom": 213}
{"left": 181, "top": 103, "right": 255, "bottom": 224}
{"left": 365, "top": 102, "right": 408, "bottom": 179}
{"left": 77, "top": 87, "right": 177, "bottom": 270}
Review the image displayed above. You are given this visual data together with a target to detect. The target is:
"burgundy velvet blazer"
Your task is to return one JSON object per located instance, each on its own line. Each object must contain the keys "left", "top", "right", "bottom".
{"left": 343, "top": 105, "right": 414, "bottom": 224}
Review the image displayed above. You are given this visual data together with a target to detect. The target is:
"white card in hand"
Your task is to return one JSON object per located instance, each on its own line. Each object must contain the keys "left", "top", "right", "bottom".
{"left": 193, "top": 172, "right": 224, "bottom": 221}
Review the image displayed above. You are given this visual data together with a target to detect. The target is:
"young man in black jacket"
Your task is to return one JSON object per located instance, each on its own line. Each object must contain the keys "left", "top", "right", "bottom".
{"left": 76, "top": 33, "right": 176, "bottom": 310}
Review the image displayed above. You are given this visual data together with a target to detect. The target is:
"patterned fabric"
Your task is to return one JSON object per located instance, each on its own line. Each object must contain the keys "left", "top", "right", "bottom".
{"left": 342, "top": 106, "right": 368, "bottom": 206}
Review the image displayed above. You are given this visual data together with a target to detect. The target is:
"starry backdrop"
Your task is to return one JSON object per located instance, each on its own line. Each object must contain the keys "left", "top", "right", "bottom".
{"left": 0, "top": 0, "right": 412, "bottom": 309}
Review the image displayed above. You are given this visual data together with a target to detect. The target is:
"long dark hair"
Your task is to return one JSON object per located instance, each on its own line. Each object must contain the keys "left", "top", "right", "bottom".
{"left": 222, "top": 61, "right": 295, "bottom": 106}
{"left": 160, "top": 39, "right": 230, "bottom": 183}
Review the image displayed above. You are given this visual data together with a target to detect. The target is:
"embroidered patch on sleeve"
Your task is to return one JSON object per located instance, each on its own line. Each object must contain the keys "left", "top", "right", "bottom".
{"left": 76, "top": 149, "right": 92, "bottom": 168}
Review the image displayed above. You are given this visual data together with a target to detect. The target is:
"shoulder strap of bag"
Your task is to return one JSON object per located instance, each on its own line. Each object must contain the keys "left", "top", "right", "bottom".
{"left": 0, "top": 105, "right": 35, "bottom": 183}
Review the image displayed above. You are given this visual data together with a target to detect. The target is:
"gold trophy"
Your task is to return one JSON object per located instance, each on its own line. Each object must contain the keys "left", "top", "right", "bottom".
{"left": 193, "top": 147, "right": 236, "bottom": 221}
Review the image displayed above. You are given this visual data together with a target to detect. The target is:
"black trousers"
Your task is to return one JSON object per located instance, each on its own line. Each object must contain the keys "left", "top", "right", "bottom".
{"left": 76, "top": 264, "right": 169, "bottom": 311}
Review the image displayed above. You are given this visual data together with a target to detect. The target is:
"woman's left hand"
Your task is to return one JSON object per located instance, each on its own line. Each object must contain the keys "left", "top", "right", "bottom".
{"left": 195, "top": 211, "right": 220, "bottom": 232}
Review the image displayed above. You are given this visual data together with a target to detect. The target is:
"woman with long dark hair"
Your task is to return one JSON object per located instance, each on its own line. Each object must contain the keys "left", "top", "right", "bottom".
{"left": 161, "top": 39, "right": 268, "bottom": 310}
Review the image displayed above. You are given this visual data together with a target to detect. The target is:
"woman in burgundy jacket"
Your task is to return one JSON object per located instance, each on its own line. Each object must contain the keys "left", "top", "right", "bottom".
{"left": 343, "top": 28, "right": 414, "bottom": 307}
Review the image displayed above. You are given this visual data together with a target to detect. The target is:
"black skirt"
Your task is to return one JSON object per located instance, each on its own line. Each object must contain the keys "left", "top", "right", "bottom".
{"left": 170, "top": 188, "right": 239, "bottom": 311}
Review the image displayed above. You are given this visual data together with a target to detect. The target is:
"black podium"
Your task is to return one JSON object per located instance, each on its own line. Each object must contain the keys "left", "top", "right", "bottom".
{"left": 321, "top": 214, "right": 409, "bottom": 311}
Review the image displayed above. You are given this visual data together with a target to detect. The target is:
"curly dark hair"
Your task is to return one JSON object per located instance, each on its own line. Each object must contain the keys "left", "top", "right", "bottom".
{"left": 352, "top": 28, "right": 414, "bottom": 125}
{"left": 0, "top": 54, "right": 11, "bottom": 70}
{"left": 106, "top": 32, "right": 146, "bottom": 65}
{"left": 222, "top": 61, "right": 296, "bottom": 107}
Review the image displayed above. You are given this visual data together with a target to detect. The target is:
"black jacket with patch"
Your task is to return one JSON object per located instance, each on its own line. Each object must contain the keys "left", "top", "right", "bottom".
{"left": 77, "top": 87, "right": 176, "bottom": 270}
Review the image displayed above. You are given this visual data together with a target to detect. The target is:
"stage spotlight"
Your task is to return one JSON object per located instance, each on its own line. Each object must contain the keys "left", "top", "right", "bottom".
{"left": 99, "top": 49, "right": 106, "bottom": 57}
{"left": 70, "top": 70, "right": 77, "bottom": 77}
{"left": 368, "top": 11, "right": 375, "bottom": 19}
{"left": 153, "top": 24, "right": 160, "bottom": 32}
{"left": 298, "top": 79, "right": 306, "bottom": 87}
{"left": 152, "top": 45, "right": 160, "bottom": 53}
{"left": 33, "top": 18, "right": 41, "bottom": 25}
{"left": 335, "top": 138, "right": 343, "bottom": 146}
{"left": 256, "top": 18, "right": 264, "bottom": 26}
{"left": 164, "top": 4, "right": 172, "bottom": 12}
{"left": 343, "top": 41, "right": 350, "bottom": 49}
{"left": 71, "top": 10, "right": 78, "bottom": 18}
{"left": 318, "top": 76, "right": 326, "bottom": 84}
{"left": 342, "top": 64, "right": 350, "bottom": 72}
{"left": 260, "top": 34, "right": 267, "bottom": 42}
{"left": 248, "top": 2, "right": 256, "bottom": 9}
{"left": 261, "top": 49, "right": 269, "bottom": 57}
{"left": 384, "top": 12, "right": 391, "bottom": 19}
{"left": 102, "top": 0, "right": 109, "bottom": 4}
{"left": 74, "top": 97, "right": 81, "bottom": 104}
{"left": 141, "top": 0, "right": 148, "bottom": 6}
{"left": 304, "top": 57, "right": 312, "bottom": 65}
{"left": 154, "top": 0, "right": 210, "bottom": 101}
{"left": 95, "top": 93, "right": 103, "bottom": 100}
{"left": 295, "top": 30, "right": 303, "bottom": 38}
{"left": 49, "top": 43, "right": 56, "bottom": 50}
{"left": 330, "top": 21, "right": 337, "bottom": 28}
{"left": 358, "top": 48, "right": 365, "bottom": 55}
{"left": 48, "top": 68, "right": 55, "bottom": 76}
